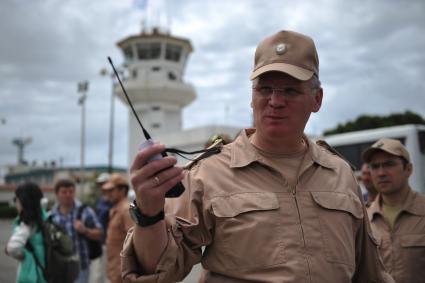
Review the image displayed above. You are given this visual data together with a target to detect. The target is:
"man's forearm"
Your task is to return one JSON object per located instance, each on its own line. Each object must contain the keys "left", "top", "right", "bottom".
{"left": 85, "top": 227, "right": 103, "bottom": 241}
{"left": 133, "top": 220, "right": 169, "bottom": 274}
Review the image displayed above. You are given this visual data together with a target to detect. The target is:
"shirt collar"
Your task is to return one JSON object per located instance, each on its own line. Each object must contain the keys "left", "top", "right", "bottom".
{"left": 369, "top": 188, "right": 425, "bottom": 220}
{"left": 229, "top": 128, "right": 335, "bottom": 170}
{"left": 229, "top": 129, "right": 261, "bottom": 168}
{"left": 397, "top": 188, "right": 425, "bottom": 215}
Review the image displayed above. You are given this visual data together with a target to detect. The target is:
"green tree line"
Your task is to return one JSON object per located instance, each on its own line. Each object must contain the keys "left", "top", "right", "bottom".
{"left": 323, "top": 111, "right": 425, "bottom": 136}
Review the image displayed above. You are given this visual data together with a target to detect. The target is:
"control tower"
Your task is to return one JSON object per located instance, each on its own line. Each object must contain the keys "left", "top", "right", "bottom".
{"left": 115, "top": 27, "right": 240, "bottom": 165}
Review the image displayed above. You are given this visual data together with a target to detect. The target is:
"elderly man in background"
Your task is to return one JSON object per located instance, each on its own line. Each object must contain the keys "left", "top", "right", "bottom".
{"left": 88, "top": 173, "right": 113, "bottom": 283}
{"left": 360, "top": 163, "right": 378, "bottom": 206}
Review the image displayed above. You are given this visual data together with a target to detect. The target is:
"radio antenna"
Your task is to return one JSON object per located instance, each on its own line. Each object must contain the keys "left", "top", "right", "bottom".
{"left": 107, "top": 56, "right": 151, "bottom": 140}
{"left": 107, "top": 56, "right": 223, "bottom": 164}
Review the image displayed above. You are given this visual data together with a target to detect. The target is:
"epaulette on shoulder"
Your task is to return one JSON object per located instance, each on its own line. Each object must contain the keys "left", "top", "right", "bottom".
{"left": 183, "top": 138, "right": 224, "bottom": 170}
{"left": 316, "top": 140, "right": 357, "bottom": 171}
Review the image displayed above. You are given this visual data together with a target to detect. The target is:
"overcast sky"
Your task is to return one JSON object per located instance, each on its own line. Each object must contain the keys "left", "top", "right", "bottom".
{"left": 0, "top": 0, "right": 424, "bottom": 171}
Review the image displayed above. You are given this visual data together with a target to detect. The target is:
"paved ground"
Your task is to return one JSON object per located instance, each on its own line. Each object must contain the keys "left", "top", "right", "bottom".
{"left": 0, "top": 219, "right": 19, "bottom": 283}
{"left": 0, "top": 219, "right": 201, "bottom": 283}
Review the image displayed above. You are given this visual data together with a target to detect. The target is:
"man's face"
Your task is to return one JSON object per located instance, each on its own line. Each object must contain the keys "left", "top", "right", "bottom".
{"left": 369, "top": 151, "right": 412, "bottom": 196}
{"left": 103, "top": 187, "right": 123, "bottom": 204}
{"left": 56, "top": 185, "right": 76, "bottom": 207}
{"left": 251, "top": 72, "right": 322, "bottom": 141}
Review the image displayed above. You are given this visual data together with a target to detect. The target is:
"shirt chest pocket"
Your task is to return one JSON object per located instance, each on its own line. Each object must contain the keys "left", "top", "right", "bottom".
{"left": 399, "top": 234, "right": 425, "bottom": 281}
{"left": 210, "top": 192, "right": 284, "bottom": 270}
{"left": 311, "top": 191, "right": 363, "bottom": 267}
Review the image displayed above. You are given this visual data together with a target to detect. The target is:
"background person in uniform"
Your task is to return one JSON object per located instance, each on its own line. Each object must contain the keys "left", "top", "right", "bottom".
{"left": 50, "top": 179, "right": 103, "bottom": 283}
{"left": 89, "top": 173, "right": 113, "bottom": 283}
{"left": 101, "top": 173, "right": 133, "bottom": 283}
{"left": 6, "top": 182, "right": 47, "bottom": 283}
{"left": 95, "top": 172, "right": 113, "bottom": 241}
{"left": 363, "top": 138, "right": 425, "bottom": 283}
{"left": 361, "top": 163, "right": 378, "bottom": 206}
{"left": 121, "top": 30, "right": 393, "bottom": 282}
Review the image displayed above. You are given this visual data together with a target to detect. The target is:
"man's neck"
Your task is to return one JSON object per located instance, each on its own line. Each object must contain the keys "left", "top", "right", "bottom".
{"left": 113, "top": 195, "right": 127, "bottom": 207}
{"left": 59, "top": 203, "right": 74, "bottom": 216}
{"left": 252, "top": 132, "right": 306, "bottom": 155}
{"left": 381, "top": 185, "right": 410, "bottom": 207}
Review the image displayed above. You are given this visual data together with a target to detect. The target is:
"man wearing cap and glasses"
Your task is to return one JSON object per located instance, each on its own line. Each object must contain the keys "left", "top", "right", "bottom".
{"left": 121, "top": 30, "right": 393, "bottom": 282}
{"left": 363, "top": 138, "right": 425, "bottom": 283}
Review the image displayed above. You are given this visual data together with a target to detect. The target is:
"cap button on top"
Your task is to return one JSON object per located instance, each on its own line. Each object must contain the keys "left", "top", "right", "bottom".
{"left": 275, "top": 43, "right": 286, "bottom": 55}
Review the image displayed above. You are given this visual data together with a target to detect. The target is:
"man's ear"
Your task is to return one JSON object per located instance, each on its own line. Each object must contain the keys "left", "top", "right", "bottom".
{"left": 406, "top": 162, "right": 413, "bottom": 177}
{"left": 312, "top": 88, "right": 323, "bottom": 113}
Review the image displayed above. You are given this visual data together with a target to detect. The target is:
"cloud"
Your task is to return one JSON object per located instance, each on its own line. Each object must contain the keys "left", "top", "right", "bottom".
{"left": 0, "top": 0, "right": 424, "bottom": 171}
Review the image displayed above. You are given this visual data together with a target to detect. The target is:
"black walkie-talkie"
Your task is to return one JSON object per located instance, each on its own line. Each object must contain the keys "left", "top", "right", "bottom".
{"left": 108, "top": 57, "right": 185, "bottom": 198}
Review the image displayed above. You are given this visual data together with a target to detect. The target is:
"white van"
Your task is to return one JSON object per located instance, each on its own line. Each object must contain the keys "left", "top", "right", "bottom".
{"left": 320, "top": 124, "right": 425, "bottom": 194}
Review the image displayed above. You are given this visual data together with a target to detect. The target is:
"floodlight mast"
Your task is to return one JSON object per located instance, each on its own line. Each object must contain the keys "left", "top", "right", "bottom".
{"left": 12, "top": 137, "right": 32, "bottom": 165}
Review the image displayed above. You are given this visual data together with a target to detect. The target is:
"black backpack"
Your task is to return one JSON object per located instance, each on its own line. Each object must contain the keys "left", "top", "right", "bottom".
{"left": 76, "top": 204, "right": 102, "bottom": 260}
{"left": 27, "top": 216, "right": 80, "bottom": 283}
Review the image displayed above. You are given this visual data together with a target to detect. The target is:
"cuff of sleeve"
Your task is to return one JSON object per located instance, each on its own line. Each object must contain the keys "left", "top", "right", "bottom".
{"left": 121, "top": 216, "right": 182, "bottom": 283}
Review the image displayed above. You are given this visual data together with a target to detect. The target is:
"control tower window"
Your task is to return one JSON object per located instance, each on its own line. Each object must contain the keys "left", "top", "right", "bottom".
{"left": 166, "top": 44, "right": 182, "bottom": 62}
{"left": 137, "top": 42, "right": 161, "bottom": 60}
{"left": 124, "top": 46, "right": 134, "bottom": 60}
{"left": 168, "top": 72, "right": 177, "bottom": 80}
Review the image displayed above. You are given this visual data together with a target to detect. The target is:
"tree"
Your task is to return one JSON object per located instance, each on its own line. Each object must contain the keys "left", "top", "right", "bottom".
{"left": 323, "top": 111, "right": 425, "bottom": 136}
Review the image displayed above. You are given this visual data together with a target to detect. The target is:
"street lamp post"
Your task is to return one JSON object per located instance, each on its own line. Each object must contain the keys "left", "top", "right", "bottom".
{"left": 78, "top": 81, "right": 89, "bottom": 186}
{"left": 100, "top": 69, "right": 116, "bottom": 174}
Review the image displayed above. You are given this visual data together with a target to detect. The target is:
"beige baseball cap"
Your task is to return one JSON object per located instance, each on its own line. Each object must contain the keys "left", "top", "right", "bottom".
{"left": 102, "top": 173, "right": 128, "bottom": 191}
{"left": 250, "top": 30, "right": 319, "bottom": 81}
{"left": 362, "top": 138, "right": 411, "bottom": 163}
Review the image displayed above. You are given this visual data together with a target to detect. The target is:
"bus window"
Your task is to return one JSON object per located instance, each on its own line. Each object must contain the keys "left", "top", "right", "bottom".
{"left": 418, "top": 130, "right": 425, "bottom": 154}
{"left": 333, "top": 137, "right": 405, "bottom": 169}
{"left": 334, "top": 142, "right": 373, "bottom": 170}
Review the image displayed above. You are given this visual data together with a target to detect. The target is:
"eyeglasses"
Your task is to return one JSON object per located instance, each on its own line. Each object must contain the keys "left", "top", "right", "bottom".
{"left": 253, "top": 86, "right": 309, "bottom": 100}
{"left": 369, "top": 159, "right": 402, "bottom": 171}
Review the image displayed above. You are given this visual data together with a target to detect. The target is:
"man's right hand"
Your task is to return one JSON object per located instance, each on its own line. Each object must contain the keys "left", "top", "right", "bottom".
{"left": 130, "top": 143, "right": 184, "bottom": 217}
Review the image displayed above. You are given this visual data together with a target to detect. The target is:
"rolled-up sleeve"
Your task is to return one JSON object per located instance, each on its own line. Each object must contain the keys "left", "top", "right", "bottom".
{"left": 121, "top": 167, "right": 211, "bottom": 282}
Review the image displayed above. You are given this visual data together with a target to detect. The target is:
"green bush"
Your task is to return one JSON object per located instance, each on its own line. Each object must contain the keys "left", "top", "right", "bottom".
{"left": 0, "top": 204, "right": 18, "bottom": 218}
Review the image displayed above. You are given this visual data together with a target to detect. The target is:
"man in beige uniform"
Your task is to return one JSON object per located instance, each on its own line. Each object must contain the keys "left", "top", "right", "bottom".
{"left": 121, "top": 30, "right": 393, "bottom": 282}
{"left": 102, "top": 173, "right": 133, "bottom": 283}
{"left": 363, "top": 138, "right": 425, "bottom": 283}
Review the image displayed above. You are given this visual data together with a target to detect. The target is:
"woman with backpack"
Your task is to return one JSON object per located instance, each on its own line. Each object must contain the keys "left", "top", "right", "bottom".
{"left": 5, "top": 182, "right": 47, "bottom": 283}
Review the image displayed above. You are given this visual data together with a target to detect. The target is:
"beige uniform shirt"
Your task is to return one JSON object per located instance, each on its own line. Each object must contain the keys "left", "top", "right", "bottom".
{"left": 122, "top": 129, "right": 393, "bottom": 283}
{"left": 107, "top": 197, "right": 133, "bottom": 283}
{"left": 368, "top": 189, "right": 425, "bottom": 283}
